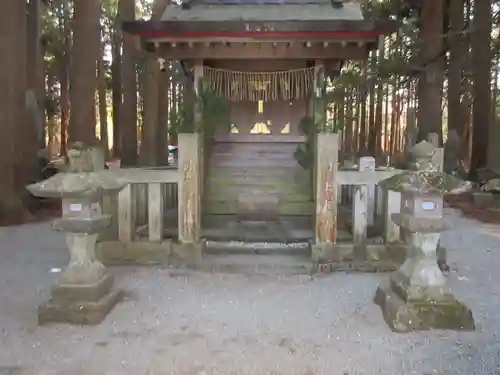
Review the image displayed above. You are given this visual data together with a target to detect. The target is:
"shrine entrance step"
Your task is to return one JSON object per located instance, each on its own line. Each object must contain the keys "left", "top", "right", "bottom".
{"left": 195, "top": 253, "right": 313, "bottom": 275}
{"left": 202, "top": 216, "right": 314, "bottom": 243}
{"left": 204, "top": 240, "right": 311, "bottom": 256}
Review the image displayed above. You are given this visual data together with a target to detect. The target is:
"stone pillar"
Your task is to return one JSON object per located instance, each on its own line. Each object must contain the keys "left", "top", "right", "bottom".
{"left": 444, "top": 129, "right": 461, "bottom": 174}
{"left": 427, "top": 132, "right": 444, "bottom": 172}
{"left": 358, "top": 156, "right": 376, "bottom": 225}
{"left": 178, "top": 133, "right": 201, "bottom": 245}
{"left": 27, "top": 143, "right": 125, "bottom": 325}
{"left": 404, "top": 107, "right": 417, "bottom": 156}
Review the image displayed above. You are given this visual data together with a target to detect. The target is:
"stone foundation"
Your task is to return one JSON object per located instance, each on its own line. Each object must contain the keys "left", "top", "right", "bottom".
{"left": 374, "top": 281, "right": 475, "bottom": 332}
{"left": 39, "top": 289, "right": 123, "bottom": 325}
{"left": 311, "top": 242, "right": 407, "bottom": 273}
{"left": 39, "top": 273, "right": 123, "bottom": 325}
{"left": 96, "top": 240, "right": 202, "bottom": 267}
{"left": 97, "top": 240, "right": 172, "bottom": 266}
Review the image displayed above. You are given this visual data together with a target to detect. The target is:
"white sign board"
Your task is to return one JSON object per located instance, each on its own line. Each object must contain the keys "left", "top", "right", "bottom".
{"left": 421, "top": 201, "right": 436, "bottom": 211}
{"left": 358, "top": 157, "right": 376, "bottom": 172}
{"left": 69, "top": 203, "right": 83, "bottom": 212}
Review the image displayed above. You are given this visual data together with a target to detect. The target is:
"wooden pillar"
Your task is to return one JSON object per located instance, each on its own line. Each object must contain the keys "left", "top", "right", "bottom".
{"left": 178, "top": 61, "right": 203, "bottom": 244}
{"left": 313, "top": 60, "right": 339, "bottom": 244}
{"left": 194, "top": 61, "right": 205, "bottom": 203}
{"left": 383, "top": 189, "right": 401, "bottom": 244}
{"left": 315, "top": 134, "right": 339, "bottom": 244}
{"left": 118, "top": 184, "right": 136, "bottom": 242}
{"left": 148, "top": 183, "right": 164, "bottom": 241}
{"left": 178, "top": 134, "right": 201, "bottom": 243}
{"left": 352, "top": 184, "right": 368, "bottom": 245}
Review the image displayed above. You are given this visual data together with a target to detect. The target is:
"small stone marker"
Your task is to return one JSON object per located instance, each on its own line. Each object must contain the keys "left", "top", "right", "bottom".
{"left": 375, "top": 140, "right": 475, "bottom": 332}
{"left": 27, "top": 142, "right": 125, "bottom": 325}
{"left": 358, "top": 156, "right": 376, "bottom": 226}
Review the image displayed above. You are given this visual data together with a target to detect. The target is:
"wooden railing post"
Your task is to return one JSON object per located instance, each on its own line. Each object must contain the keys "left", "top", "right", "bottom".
{"left": 383, "top": 189, "right": 402, "bottom": 244}
{"left": 148, "top": 182, "right": 164, "bottom": 241}
{"left": 118, "top": 183, "right": 136, "bottom": 242}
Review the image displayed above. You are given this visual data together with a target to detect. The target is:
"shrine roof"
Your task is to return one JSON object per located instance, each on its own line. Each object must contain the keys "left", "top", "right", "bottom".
{"left": 122, "top": 0, "right": 398, "bottom": 39}
{"left": 161, "top": 0, "right": 364, "bottom": 22}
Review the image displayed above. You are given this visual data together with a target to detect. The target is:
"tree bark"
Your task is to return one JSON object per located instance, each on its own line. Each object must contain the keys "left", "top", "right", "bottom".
{"left": 0, "top": 0, "right": 33, "bottom": 219}
{"left": 120, "top": 0, "right": 138, "bottom": 166}
{"left": 447, "top": 0, "right": 465, "bottom": 136}
{"left": 358, "top": 62, "right": 367, "bottom": 154}
{"left": 139, "top": 0, "right": 169, "bottom": 166}
{"left": 470, "top": 0, "right": 492, "bottom": 173}
{"left": 98, "top": 43, "right": 109, "bottom": 159}
{"left": 68, "top": 0, "right": 101, "bottom": 144}
{"left": 367, "top": 56, "right": 376, "bottom": 156}
{"left": 26, "top": 0, "right": 46, "bottom": 150}
{"left": 111, "top": 10, "right": 122, "bottom": 159}
{"left": 58, "top": 0, "right": 71, "bottom": 156}
{"left": 374, "top": 37, "right": 385, "bottom": 157}
{"left": 417, "top": 0, "right": 445, "bottom": 144}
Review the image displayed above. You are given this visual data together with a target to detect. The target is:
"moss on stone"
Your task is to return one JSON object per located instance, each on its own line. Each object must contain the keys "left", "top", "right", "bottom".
{"left": 375, "top": 283, "right": 475, "bottom": 332}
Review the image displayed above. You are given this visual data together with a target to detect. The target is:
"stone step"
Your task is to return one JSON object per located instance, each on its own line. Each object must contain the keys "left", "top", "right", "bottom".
{"left": 193, "top": 253, "right": 313, "bottom": 275}
{"left": 204, "top": 200, "right": 315, "bottom": 216}
{"left": 206, "top": 190, "right": 312, "bottom": 203}
{"left": 204, "top": 240, "right": 311, "bottom": 256}
{"left": 202, "top": 222, "right": 314, "bottom": 242}
{"left": 208, "top": 167, "right": 307, "bottom": 179}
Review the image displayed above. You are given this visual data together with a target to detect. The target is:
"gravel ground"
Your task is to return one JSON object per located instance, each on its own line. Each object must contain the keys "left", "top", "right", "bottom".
{"left": 1, "top": 208, "right": 500, "bottom": 375}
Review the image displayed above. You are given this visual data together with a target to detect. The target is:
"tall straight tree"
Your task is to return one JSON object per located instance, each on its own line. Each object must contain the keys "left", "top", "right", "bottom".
{"left": 470, "top": 0, "right": 492, "bottom": 173}
{"left": 139, "top": 0, "right": 169, "bottom": 166}
{"left": 447, "top": 0, "right": 465, "bottom": 139}
{"left": 68, "top": 0, "right": 101, "bottom": 144}
{"left": 111, "top": 4, "right": 122, "bottom": 158}
{"left": 26, "top": 0, "right": 46, "bottom": 150}
{"left": 120, "top": 0, "right": 138, "bottom": 166}
{"left": 417, "top": 0, "right": 445, "bottom": 143}
{"left": 0, "top": 0, "right": 35, "bottom": 220}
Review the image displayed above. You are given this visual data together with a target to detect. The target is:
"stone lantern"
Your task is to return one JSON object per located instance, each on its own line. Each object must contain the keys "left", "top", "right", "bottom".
{"left": 375, "top": 140, "right": 475, "bottom": 332}
{"left": 27, "top": 143, "right": 125, "bottom": 325}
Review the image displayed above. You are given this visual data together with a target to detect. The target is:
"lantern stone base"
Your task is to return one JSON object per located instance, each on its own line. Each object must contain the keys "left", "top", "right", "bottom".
{"left": 374, "top": 281, "right": 475, "bottom": 332}
{"left": 38, "top": 273, "right": 123, "bottom": 325}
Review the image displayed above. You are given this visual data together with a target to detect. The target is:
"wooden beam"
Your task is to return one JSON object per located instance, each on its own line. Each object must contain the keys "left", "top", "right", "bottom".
{"left": 122, "top": 19, "right": 400, "bottom": 36}
{"left": 156, "top": 42, "right": 370, "bottom": 60}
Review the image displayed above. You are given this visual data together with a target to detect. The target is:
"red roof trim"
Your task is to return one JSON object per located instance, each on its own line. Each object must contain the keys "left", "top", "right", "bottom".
{"left": 135, "top": 30, "right": 383, "bottom": 39}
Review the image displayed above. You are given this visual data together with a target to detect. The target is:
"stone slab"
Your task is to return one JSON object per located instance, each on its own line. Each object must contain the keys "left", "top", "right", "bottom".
{"left": 38, "top": 289, "right": 123, "bottom": 326}
{"left": 171, "top": 242, "right": 203, "bottom": 267}
{"left": 374, "top": 282, "right": 475, "bottom": 332}
{"left": 51, "top": 273, "right": 114, "bottom": 303}
{"left": 311, "top": 242, "right": 407, "bottom": 273}
{"left": 96, "top": 240, "right": 172, "bottom": 266}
